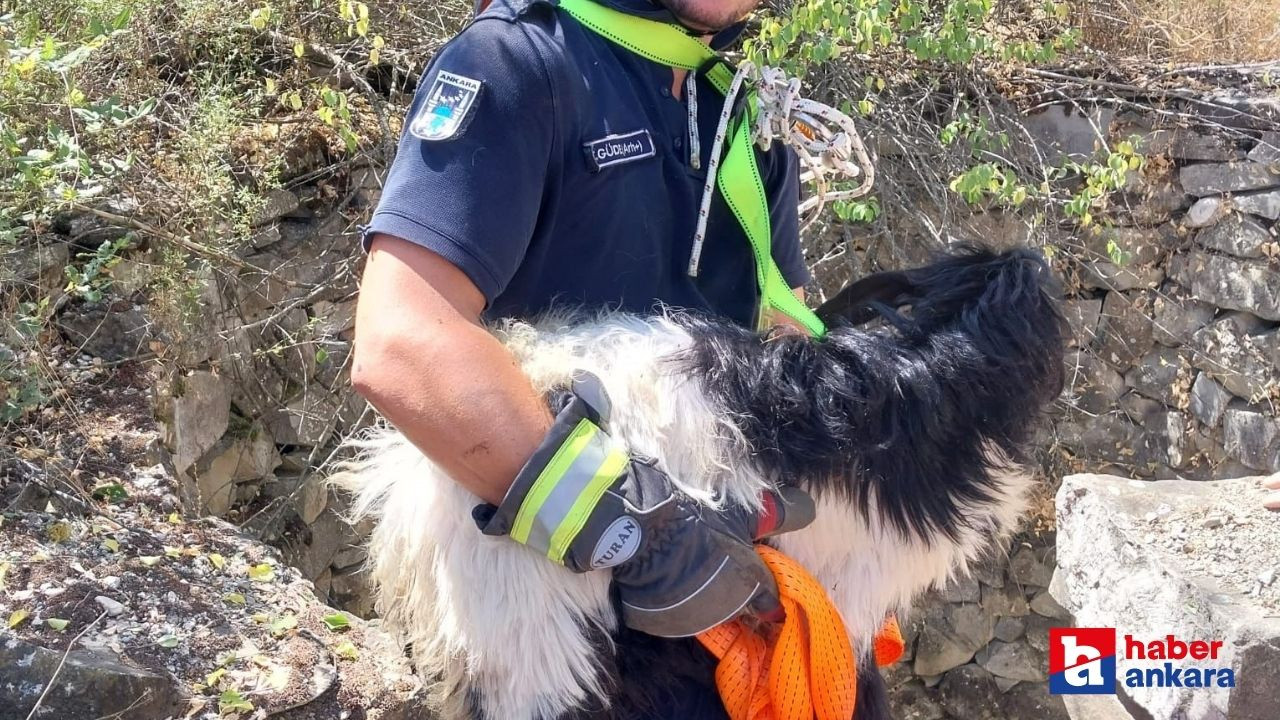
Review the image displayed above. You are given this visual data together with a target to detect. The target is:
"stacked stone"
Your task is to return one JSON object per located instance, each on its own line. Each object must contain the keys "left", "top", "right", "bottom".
{"left": 890, "top": 123, "right": 1279, "bottom": 718}
{"left": 887, "top": 545, "right": 1071, "bottom": 719}
{"left": 151, "top": 167, "right": 385, "bottom": 613}
{"left": 1057, "top": 128, "right": 1280, "bottom": 483}
{"left": 38, "top": 162, "right": 386, "bottom": 614}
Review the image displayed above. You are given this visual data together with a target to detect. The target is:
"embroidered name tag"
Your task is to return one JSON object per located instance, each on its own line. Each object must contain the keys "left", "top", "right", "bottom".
{"left": 409, "top": 71, "right": 482, "bottom": 142}
{"left": 583, "top": 130, "right": 656, "bottom": 172}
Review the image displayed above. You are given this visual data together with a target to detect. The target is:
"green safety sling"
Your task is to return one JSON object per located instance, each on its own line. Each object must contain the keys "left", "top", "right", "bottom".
{"left": 556, "top": 0, "right": 828, "bottom": 338}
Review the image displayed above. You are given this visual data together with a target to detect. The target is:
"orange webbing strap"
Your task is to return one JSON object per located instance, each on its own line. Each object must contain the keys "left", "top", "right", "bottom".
{"left": 696, "top": 546, "right": 904, "bottom": 720}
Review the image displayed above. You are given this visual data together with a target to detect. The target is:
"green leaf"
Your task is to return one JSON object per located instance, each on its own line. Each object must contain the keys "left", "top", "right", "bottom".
{"left": 8, "top": 609, "right": 29, "bottom": 628}
{"left": 102, "top": 538, "right": 120, "bottom": 553}
{"left": 47, "top": 521, "right": 71, "bottom": 543}
{"left": 91, "top": 483, "right": 128, "bottom": 503}
{"left": 218, "top": 689, "right": 254, "bottom": 714}
{"left": 47, "top": 618, "right": 70, "bottom": 632}
{"left": 333, "top": 640, "right": 359, "bottom": 661}
{"left": 208, "top": 553, "right": 225, "bottom": 570}
{"left": 270, "top": 614, "right": 298, "bottom": 637}
{"left": 247, "top": 563, "right": 275, "bottom": 582}
{"left": 157, "top": 634, "right": 180, "bottom": 648}
{"left": 222, "top": 592, "right": 246, "bottom": 606}
{"left": 322, "top": 612, "right": 350, "bottom": 631}
{"left": 206, "top": 667, "right": 227, "bottom": 687}
{"left": 138, "top": 555, "right": 162, "bottom": 567}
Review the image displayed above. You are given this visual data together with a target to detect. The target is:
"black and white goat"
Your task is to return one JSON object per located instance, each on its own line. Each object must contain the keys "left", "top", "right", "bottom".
{"left": 332, "top": 245, "right": 1065, "bottom": 720}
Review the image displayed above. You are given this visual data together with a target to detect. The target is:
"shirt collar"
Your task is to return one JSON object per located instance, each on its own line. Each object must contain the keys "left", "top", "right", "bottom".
{"left": 593, "top": 0, "right": 747, "bottom": 50}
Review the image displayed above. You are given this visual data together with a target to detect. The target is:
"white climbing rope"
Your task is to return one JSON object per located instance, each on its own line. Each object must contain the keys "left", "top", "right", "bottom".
{"left": 687, "top": 61, "right": 875, "bottom": 277}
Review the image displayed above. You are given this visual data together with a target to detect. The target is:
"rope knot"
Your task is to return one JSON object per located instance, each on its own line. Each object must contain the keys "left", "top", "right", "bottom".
{"left": 688, "top": 61, "right": 875, "bottom": 277}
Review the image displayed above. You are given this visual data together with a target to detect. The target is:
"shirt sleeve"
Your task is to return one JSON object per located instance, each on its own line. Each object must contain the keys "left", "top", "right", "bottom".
{"left": 764, "top": 145, "right": 811, "bottom": 289}
{"left": 363, "top": 18, "right": 558, "bottom": 303}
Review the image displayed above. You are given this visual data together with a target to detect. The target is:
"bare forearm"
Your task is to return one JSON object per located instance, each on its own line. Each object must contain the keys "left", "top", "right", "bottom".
{"left": 352, "top": 236, "right": 551, "bottom": 504}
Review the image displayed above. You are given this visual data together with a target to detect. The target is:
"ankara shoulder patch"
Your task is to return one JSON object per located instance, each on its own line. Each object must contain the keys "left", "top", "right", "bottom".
{"left": 410, "top": 71, "right": 482, "bottom": 141}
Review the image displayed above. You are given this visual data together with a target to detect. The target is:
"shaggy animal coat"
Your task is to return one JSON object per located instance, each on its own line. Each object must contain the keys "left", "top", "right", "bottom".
{"left": 332, "top": 246, "right": 1065, "bottom": 720}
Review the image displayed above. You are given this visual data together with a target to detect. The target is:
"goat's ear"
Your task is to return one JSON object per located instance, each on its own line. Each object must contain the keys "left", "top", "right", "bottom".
{"left": 815, "top": 270, "right": 915, "bottom": 326}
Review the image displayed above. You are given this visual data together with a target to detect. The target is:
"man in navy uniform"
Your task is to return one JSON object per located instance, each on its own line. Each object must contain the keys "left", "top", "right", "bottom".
{"left": 352, "top": 0, "right": 814, "bottom": 716}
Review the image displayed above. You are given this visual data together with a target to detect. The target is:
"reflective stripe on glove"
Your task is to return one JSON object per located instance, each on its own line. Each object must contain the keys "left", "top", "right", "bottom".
{"left": 475, "top": 371, "right": 815, "bottom": 638}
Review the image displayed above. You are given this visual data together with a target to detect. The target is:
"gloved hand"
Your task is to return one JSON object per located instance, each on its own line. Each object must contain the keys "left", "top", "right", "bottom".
{"left": 475, "top": 372, "right": 815, "bottom": 638}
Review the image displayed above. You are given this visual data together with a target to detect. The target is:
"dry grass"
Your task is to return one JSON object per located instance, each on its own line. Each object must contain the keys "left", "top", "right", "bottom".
{"left": 1070, "top": 0, "right": 1280, "bottom": 64}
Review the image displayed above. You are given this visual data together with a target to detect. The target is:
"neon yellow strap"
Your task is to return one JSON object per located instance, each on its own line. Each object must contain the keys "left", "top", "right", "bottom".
{"left": 557, "top": 0, "right": 826, "bottom": 337}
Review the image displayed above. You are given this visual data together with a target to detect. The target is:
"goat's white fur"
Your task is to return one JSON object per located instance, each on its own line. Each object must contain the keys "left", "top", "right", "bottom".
{"left": 332, "top": 313, "right": 1032, "bottom": 720}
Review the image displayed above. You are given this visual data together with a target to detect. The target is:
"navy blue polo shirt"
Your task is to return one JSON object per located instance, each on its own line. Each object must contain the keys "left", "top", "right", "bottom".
{"left": 366, "top": 0, "right": 809, "bottom": 327}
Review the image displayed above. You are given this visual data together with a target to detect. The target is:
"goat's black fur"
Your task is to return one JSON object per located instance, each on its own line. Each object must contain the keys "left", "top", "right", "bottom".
{"left": 681, "top": 246, "right": 1065, "bottom": 542}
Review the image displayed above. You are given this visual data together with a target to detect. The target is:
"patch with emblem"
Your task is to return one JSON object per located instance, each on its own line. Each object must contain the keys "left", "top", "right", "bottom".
{"left": 409, "top": 71, "right": 483, "bottom": 141}
{"left": 583, "top": 130, "right": 656, "bottom": 172}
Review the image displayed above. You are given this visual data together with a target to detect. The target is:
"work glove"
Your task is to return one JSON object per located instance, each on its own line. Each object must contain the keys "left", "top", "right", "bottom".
{"left": 475, "top": 372, "right": 815, "bottom": 638}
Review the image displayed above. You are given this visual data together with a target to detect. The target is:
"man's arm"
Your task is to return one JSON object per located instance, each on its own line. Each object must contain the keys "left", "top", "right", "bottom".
{"left": 351, "top": 234, "right": 550, "bottom": 504}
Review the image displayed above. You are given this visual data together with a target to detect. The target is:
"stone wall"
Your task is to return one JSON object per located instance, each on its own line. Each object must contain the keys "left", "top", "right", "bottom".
{"left": 883, "top": 118, "right": 1279, "bottom": 718}
{"left": 98, "top": 162, "right": 387, "bottom": 615}
{"left": 1056, "top": 129, "right": 1279, "bottom": 482}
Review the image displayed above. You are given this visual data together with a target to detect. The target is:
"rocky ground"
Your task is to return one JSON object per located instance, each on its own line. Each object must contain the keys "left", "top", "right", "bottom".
{"left": 1054, "top": 473, "right": 1280, "bottom": 720}
{"left": 0, "top": 357, "right": 424, "bottom": 720}
{"left": 1141, "top": 478, "right": 1280, "bottom": 613}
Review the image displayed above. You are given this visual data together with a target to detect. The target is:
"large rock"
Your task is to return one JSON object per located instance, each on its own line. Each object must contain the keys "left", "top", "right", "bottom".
{"left": 938, "top": 664, "right": 1004, "bottom": 720}
{"left": 57, "top": 301, "right": 151, "bottom": 362}
{"left": 1009, "top": 546, "right": 1055, "bottom": 588}
{"left": 0, "top": 636, "right": 182, "bottom": 719}
{"left": 1151, "top": 292, "right": 1215, "bottom": 347}
{"left": 1, "top": 242, "right": 69, "bottom": 298}
{"left": 191, "top": 431, "right": 282, "bottom": 516}
{"left": 978, "top": 640, "right": 1047, "bottom": 683}
{"left": 1085, "top": 226, "right": 1171, "bottom": 267}
{"left": 262, "top": 387, "right": 340, "bottom": 447}
{"left": 1222, "top": 408, "right": 1280, "bottom": 472}
{"left": 0, "top": 505, "right": 425, "bottom": 720}
{"left": 912, "top": 601, "right": 996, "bottom": 677}
{"left": 1139, "top": 130, "right": 1244, "bottom": 162}
{"left": 1248, "top": 132, "right": 1280, "bottom": 164}
{"left": 1063, "top": 350, "right": 1125, "bottom": 415}
{"left": 1179, "top": 162, "right": 1280, "bottom": 196}
{"left": 1128, "top": 183, "right": 1189, "bottom": 226}
{"left": 1022, "top": 105, "right": 1116, "bottom": 163}
{"left": 1000, "top": 681, "right": 1068, "bottom": 720}
{"left": 251, "top": 188, "right": 301, "bottom": 226}
{"left": 1184, "top": 197, "right": 1229, "bottom": 229}
{"left": 1189, "top": 373, "right": 1232, "bottom": 428}
{"left": 1092, "top": 292, "right": 1154, "bottom": 368}
{"left": 1195, "top": 214, "right": 1272, "bottom": 258}
{"left": 1187, "top": 319, "right": 1280, "bottom": 401}
{"left": 1054, "top": 474, "right": 1280, "bottom": 720}
{"left": 1080, "top": 261, "right": 1164, "bottom": 292}
{"left": 159, "top": 371, "right": 231, "bottom": 475}
{"left": 1054, "top": 414, "right": 1153, "bottom": 468}
{"left": 1171, "top": 250, "right": 1280, "bottom": 321}
{"left": 1124, "top": 348, "right": 1191, "bottom": 406}
{"left": 1233, "top": 189, "right": 1280, "bottom": 220}
{"left": 1061, "top": 299, "right": 1102, "bottom": 347}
